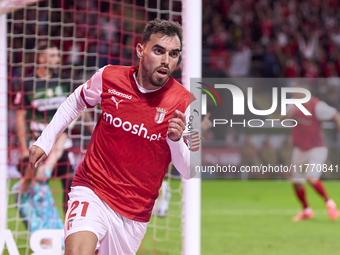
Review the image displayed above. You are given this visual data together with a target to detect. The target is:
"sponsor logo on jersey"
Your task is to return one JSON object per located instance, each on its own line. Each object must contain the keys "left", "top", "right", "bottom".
{"left": 154, "top": 108, "right": 168, "bottom": 124}
{"left": 46, "top": 88, "right": 54, "bottom": 97}
{"left": 183, "top": 114, "right": 200, "bottom": 151}
{"left": 55, "top": 86, "right": 63, "bottom": 96}
{"left": 103, "top": 111, "right": 162, "bottom": 142}
{"left": 32, "top": 96, "right": 67, "bottom": 111}
{"left": 108, "top": 89, "right": 132, "bottom": 100}
{"left": 111, "top": 96, "right": 123, "bottom": 109}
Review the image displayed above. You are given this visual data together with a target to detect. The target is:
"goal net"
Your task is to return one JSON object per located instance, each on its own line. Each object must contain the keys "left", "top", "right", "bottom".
{"left": 1, "top": 0, "right": 199, "bottom": 254}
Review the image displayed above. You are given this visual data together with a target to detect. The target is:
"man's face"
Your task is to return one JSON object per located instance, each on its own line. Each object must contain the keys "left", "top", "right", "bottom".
{"left": 139, "top": 33, "right": 181, "bottom": 88}
{"left": 41, "top": 47, "right": 60, "bottom": 69}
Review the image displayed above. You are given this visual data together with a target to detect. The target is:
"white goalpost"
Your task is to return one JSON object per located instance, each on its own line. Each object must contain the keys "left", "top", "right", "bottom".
{"left": 182, "top": 0, "right": 202, "bottom": 254}
{"left": 0, "top": 0, "right": 202, "bottom": 254}
{"left": 0, "top": 13, "right": 8, "bottom": 231}
{"left": 0, "top": 12, "right": 8, "bottom": 230}
{"left": 0, "top": 12, "right": 19, "bottom": 255}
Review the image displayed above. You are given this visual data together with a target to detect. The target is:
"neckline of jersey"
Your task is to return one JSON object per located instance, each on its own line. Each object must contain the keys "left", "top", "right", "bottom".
{"left": 129, "top": 66, "right": 173, "bottom": 101}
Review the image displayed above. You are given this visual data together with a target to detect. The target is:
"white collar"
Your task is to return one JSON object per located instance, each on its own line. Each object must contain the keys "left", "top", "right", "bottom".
{"left": 133, "top": 70, "right": 164, "bottom": 93}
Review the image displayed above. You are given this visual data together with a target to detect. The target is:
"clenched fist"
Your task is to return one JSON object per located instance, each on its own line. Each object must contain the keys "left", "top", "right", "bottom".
{"left": 167, "top": 110, "right": 186, "bottom": 141}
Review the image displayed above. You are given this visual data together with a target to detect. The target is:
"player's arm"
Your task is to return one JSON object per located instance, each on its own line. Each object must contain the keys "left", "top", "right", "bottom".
{"left": 332, "top": 112, "right": 340, "bottom": 136}
{"left": 315, "top": 100, "right": 340, "bottom": 136}
{"left": 29, "top": 67, "right": 105, "bottom": 169}
{"left": 16, "top": 109, "right": 29, "bottom": 159}
{"left": 166, "top": 99, "right": 201, "bottom": 179}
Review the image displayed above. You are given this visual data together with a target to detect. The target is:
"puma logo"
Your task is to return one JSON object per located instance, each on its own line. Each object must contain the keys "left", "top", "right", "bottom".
{"left": 111, "top": 96, "right": 123, "bottom": 109}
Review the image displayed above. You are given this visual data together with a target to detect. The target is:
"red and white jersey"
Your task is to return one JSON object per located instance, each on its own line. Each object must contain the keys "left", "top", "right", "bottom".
{"left": 72, "top": 65, "right": 197, "bottom": 222}
{"left": 292, "top": 96, "right": 336, "bottom": 151}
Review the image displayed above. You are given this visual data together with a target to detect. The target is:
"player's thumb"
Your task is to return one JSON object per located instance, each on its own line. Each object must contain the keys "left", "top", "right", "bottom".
{"left": 173, "top": 110, "right": 179, "bottom": 118}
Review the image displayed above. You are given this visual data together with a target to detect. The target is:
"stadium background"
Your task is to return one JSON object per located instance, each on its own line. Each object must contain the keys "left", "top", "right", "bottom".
{"left": 4, "top": 0, "right": 340, "bottom": 254}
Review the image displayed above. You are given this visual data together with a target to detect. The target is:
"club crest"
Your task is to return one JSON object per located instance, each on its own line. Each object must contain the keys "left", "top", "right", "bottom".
{"left": 155, "top": 107, "right": 168, "bottom": 124}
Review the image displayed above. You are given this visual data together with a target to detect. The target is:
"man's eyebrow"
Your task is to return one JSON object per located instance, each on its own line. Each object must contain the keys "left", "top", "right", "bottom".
{"left": 172, "top": 49, "right": 181, "bottom": 53}
{"left": 152, "top": 44, "right": 181, "bottom": 52}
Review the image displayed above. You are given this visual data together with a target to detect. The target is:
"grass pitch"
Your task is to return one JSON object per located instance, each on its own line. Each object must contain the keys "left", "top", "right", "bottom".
{"left": 201, "top": 179, "right": 340, "bottom": 255}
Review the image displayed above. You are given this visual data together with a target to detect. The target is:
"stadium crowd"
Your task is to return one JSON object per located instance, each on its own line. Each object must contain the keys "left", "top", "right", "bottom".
{"left": 202, "top": 0, "right": 340, "bottom": 109}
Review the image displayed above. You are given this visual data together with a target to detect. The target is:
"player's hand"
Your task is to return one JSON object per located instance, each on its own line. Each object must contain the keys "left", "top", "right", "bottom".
{"left": 168, "top": 110, "right": 186, "bottom": 142}
{"left": 29, "top": 145, "right": 47, "bottom": 169}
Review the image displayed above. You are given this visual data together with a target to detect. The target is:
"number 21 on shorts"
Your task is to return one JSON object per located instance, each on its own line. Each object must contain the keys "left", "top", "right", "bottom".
{"left": 66, "top": 201, "right": 89, "bottom": 230}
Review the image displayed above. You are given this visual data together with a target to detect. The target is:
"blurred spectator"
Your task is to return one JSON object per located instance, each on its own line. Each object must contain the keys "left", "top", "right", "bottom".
{"left": 228, "top": 41, "right": 252, "bottom": 77}
{"left": 284, "top": 57, "right": 300, "bottom": 77}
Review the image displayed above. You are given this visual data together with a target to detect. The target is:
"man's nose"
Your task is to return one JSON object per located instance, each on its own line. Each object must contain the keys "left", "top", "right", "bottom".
{"left": 161, "top": 53, "right": 170, "bottom": 66}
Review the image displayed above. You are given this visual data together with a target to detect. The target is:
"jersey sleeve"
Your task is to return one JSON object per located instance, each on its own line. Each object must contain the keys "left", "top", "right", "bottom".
{"left": 80, "top": 66, "right": 106, "bottom": 107}
{"left": 182, "top": 99, "right": 201, "bottom": 152}
{"left": 315, "top": 101, "right": 337, "bottom": 121}
{"left": 166, "top": 99, "right": 201, "bottom": 179}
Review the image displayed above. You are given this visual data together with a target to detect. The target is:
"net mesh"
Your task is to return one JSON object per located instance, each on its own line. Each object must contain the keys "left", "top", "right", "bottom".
{"left": 0, "top": 0, "right": 41, "bottom": 14}
{"left": 5, "top": 0, "right": 183, "bottom": 254}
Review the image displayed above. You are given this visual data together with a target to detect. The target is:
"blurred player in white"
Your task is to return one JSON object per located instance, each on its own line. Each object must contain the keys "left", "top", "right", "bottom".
{"left": 286, "top": 81, "right": 340, "bottom": 222}
{"left": 28, "top": 19, "right": 200, "bottom": 255}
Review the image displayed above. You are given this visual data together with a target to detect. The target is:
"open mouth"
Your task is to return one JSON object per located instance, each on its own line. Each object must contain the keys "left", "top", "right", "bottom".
{"left": 156, "top": 68, "right": 168, "bottom": 76}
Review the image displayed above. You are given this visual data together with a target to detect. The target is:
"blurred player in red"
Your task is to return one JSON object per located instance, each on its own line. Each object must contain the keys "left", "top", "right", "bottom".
{"left": 28, "top": 19, "right": 200, "bottom": 255}
{"left": 286, "top": 81, "right": 340, "bottom": 222}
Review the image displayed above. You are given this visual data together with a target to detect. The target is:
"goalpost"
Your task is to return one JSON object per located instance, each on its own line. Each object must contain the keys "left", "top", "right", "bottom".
{"left": 0, "top": 0, "right": 201, "bottom": 254}
{"left": 182, "top": 1, "right": 201, "bottom": 254}
{"left": 0, "top": 11, "right": 8, "bottom": 235}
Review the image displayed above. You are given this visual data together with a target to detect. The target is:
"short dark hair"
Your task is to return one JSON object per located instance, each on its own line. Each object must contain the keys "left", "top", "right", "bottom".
{"left": 142, "top": 18, "right": 183, "bottom": 50}
{"left": 36, "top": 41, "right": 58, "bottom": 54}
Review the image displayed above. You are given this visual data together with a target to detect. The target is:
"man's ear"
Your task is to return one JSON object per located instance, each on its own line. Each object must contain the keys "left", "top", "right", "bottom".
{"left": 136, "top": 43, "right": 144, "bottom": 59}
{"left": 38, "top": 53, "right": 46, "bottom": 64}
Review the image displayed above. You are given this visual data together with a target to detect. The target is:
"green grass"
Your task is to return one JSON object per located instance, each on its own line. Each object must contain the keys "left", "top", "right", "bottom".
{"left": 201, "top": 179, "right": 340, "bottom": 255}
{"left": 4, "top": 179, "right": 340, "bottom": 254}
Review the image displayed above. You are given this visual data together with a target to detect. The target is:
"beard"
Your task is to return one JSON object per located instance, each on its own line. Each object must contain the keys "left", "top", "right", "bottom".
{"left": 150, "top": 74, "right": 168, "bottom": 87}
{"left": 141, "top": 61, "right": 170, "bottom": 87}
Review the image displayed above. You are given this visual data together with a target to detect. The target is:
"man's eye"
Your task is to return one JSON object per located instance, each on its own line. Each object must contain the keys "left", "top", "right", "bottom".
{"left": 171, "top": 52, "right": 179, "bottom": 57}
{"left": 155, "top": 49, "right": 162, "bottom": 54}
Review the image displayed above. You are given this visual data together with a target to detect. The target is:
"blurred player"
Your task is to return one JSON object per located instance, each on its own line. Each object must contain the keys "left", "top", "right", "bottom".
{"left": 15, "top": 42, "right": 74, "bottom": 205}
{"left": 29, "top": 19, "right": 200, "bottom": 255}
{"left": 285, "top": 81, "right": 340, "bottom": 222}
{"left": 13, "top": 42, "right": 75, "bottom": 246}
